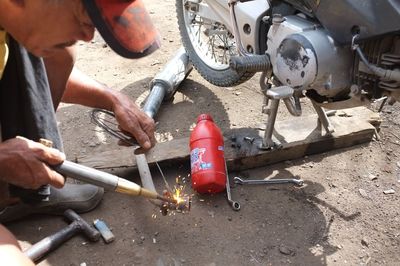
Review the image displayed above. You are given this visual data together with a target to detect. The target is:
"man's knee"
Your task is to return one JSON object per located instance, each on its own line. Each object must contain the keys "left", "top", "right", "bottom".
{"left": 0, "top": 224, "right": 20, "bottom": 247}
{"left": 0, "top": 224, "right": 35, "bottom": 265}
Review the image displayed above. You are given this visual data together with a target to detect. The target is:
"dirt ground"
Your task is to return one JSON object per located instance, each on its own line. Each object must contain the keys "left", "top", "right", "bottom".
{"left": 7, "top": 0, "right": 400, "bottom": 265}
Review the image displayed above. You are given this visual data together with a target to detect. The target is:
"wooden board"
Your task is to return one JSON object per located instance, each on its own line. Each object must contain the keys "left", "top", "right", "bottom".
{"left": 77, "top": 107, "right": 380, "bottom": 171}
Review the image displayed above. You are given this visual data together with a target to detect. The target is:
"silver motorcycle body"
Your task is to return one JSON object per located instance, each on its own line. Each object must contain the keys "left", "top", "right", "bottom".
{"left": 177, "top": 0, "right": 400, "bottom": 148}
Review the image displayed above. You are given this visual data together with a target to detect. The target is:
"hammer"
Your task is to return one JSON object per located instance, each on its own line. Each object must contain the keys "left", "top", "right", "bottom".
{"left": 24, "top": 209, "right": 100, "bottom": 263}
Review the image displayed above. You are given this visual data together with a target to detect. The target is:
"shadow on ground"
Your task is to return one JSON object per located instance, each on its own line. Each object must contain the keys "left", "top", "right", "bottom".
{"left": 5, "top": 76, "right": 374, "bottom": 265}
{"left": 55, "top": 77, "right": 231, "bottom": 160}
{"left": 7, "top": 159, "right": 358, "bottom": 266}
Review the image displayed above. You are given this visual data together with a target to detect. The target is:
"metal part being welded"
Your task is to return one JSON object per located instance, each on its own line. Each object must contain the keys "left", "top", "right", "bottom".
{"left": 139, "top": 47, "right": 193, "bottom": 214}
{"left": 87, "top": 48, "right": 193, "bottom": 214}
{"left": 160, "top": 192, "right": 191, "bottom": 216}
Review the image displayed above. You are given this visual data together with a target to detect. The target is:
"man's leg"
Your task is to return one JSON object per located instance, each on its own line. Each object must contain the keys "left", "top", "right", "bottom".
{"left": 0, "top": 40, "right": 103, "bottom": 223}
{"left": 0, "top": 181, "right": 19, "bottom": 209}
{"left": 0, "top": 224, "right": 34, "bottom": 266}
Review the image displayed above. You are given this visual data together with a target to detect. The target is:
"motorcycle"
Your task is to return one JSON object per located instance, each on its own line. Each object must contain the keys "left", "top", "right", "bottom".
{"left": 176, "top": 0, "right": 400, "bottom": 148}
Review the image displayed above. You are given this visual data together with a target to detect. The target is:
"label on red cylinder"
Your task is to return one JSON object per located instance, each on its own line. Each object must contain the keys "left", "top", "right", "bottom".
{"left": 190, "top": 147, "right": 212, "bottom": 172}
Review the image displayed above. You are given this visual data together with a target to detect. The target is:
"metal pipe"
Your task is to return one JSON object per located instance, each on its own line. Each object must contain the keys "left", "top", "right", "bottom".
{"left": 144, "top": 47, "right": 193, "bottom": 118}
{"left": 228, "top": 0, "right": 248, "bottom": 56}
{"left": 283, "top": 97, "right": 302, "bottom": 116}
{"left": 262, "top": 99, "right": 279, "bottom": 149}
{"left": 138, "top": 47, "right": 193, "bottom": 207}
{"left": 311, "top": 100, "right": 335, "bottom": 134}
{"left": 136, "top": 154, "right": 157, "bottom": 192}
{"left": 54, "top": 160, "right": 118, "bottom": 191}
{"left": 356, "top": 47, "right": 400, "bottom": 82}
{"left": 142, "top": 84, "right": 166, "bottom": 119}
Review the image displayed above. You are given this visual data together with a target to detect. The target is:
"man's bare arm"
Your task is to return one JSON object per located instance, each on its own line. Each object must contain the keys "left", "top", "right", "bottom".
{"left": 44, "top": 46, "right": 156, "bottom": 151}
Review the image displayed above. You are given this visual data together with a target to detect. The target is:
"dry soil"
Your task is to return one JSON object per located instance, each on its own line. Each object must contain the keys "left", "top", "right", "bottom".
{"left": 8, "top": 0, "right": 400, "bottom": 265}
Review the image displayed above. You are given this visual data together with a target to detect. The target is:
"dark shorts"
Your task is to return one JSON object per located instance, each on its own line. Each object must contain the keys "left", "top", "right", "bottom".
{"left": 0, "top": 37, "right": 63, "bottom": 202}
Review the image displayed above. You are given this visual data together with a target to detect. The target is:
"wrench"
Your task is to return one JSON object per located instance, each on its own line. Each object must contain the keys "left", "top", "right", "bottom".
{"left": 225, "top": 162, "right": 240, "bottom": 211}
{"left": 233, "top": 176, "right": 304, "bottom": 187}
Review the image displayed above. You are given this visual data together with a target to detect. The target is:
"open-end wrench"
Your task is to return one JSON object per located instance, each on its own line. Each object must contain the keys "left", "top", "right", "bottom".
{"left": 233, "top": 176, "right": 304, "bottom": 187}
{"left": 225, "top": 162, "right": 240, "bottom": 211}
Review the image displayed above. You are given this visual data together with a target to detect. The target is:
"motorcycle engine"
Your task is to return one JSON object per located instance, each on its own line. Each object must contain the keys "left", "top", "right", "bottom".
{"left": 266, "top": 14, "right": 353, "bottom": 98}
{"left": 266, "top": 13, "right": 400, "bottom": 108}
{"left": 353, "top": 35, "right": 400, "bottom": 102}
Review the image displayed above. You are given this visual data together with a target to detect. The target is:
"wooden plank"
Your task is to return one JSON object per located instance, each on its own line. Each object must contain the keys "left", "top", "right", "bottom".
{"left": 77, "top": 106, "right": 379, "bottom": 171}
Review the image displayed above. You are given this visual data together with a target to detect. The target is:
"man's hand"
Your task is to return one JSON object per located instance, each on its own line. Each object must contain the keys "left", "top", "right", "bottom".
{"left": 0, "top": 137, "right": 65, "bottom": 189}
{"left": 60, "top": 67, "right": 156, "bottom": 154}
{"left": 112, "top": 91, "right": 156, "bottom": 154}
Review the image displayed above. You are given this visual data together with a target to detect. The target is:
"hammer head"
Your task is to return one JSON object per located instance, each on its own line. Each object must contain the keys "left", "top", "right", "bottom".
{"left": 64, "top": 209, "right": 100, "bottom": 242}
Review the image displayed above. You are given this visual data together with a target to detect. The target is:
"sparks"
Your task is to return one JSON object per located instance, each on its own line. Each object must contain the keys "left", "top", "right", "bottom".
{"left": 171, "top": 175, "right": 187, "bottom": 204}
{"left": 173, "top": 186, "right": 184, "bottom": 204}
{"left": 160, "top": 175, "right": 192, "bottom": 215}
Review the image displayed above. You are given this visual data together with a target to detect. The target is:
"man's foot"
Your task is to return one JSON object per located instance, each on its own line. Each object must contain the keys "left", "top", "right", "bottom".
{"left": 0, "top": 183, "right": 104, "bottom": 224}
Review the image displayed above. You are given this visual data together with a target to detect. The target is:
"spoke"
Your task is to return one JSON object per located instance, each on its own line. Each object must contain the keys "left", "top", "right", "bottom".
{"left": 196, "top": 24, "right": 201, "bottom": 45}
{"left": 215, "top": 33, "right": 227, "bottom": 64}
{"left": 206, "top": 34, "right": 213, "bottom": 57}
{"left": 224, "top": 38, "right": 231, "bottom": 61}
{"left": 184, "top": 2, "right": 235, "bottom": 69}
{"left": 211, "top": 36, "right": 217, "bottom": 62}
{"left": 222, "top": 35, "right": 228, "bottom": 64}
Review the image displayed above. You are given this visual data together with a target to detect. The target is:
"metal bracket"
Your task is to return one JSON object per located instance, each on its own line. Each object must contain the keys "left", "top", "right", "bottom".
{"left": 259, "top": 86, "right": 294, "bottom": 150}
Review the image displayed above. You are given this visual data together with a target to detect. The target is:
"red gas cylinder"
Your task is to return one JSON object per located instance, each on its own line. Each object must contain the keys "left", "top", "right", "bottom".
{"left": 189, "top": 114, "right": 226, "bottom": 194}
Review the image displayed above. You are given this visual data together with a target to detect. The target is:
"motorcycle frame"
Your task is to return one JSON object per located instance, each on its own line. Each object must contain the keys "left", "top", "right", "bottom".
{"left": 189, "top": 0, "right": 270, "bottom": 54}
{"left": 183, "top": 0, "right": 336, "bottom": 149}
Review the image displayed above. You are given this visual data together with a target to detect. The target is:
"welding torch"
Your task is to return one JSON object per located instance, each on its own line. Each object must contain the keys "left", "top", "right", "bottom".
{"left": 52, "top": 160, "right": 175, "bottom": 203}
{"left": 37, "top": 138, "right": 174, "bottom": 203}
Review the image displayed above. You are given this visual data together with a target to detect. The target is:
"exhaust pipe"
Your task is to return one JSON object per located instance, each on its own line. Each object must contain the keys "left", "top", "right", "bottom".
{"left": 137, "top": 47, "right": 192, "bottom": 210}
{"left": 143, "top": 47, "right": 193, "bottom": 118}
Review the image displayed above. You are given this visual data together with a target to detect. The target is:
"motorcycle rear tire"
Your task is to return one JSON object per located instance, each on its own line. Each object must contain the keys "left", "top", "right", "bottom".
{"left": 176, "top": 0, "right": 255, "bottom": 87}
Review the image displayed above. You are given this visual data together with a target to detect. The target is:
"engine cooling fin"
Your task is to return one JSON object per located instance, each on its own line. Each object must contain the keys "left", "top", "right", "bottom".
{"left": 354, "top": 35, "right": 400, "bottom": 98}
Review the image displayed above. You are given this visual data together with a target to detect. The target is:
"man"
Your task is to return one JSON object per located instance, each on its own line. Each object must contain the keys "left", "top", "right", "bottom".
{"left": 0, "top": 0, "right": 160, "bottom": 264}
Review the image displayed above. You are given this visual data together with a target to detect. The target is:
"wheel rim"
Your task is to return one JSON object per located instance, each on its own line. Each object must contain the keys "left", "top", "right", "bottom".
{"left": 182, "top": 0, "right": 238, "bottom": 71}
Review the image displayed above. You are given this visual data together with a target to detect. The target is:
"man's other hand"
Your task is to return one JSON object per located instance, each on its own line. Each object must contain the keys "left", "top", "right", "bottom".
{"left": 112, "top": 91, "right": 156, "bottom": 154}
{"left": 0, "top": 137, "right": 65, "bottom": 189}
{"left": 60, "top": 67, "right": 156, "bottom": 154}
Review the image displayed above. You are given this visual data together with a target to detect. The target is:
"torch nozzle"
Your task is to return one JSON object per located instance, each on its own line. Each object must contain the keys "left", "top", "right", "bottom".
{"left": 157, "top": 195, "right": 177, "bottom": 204}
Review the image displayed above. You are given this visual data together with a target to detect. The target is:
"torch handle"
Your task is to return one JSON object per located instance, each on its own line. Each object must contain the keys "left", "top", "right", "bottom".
{"left": 53, "top": 160, "right": 119, "bottom": 191}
